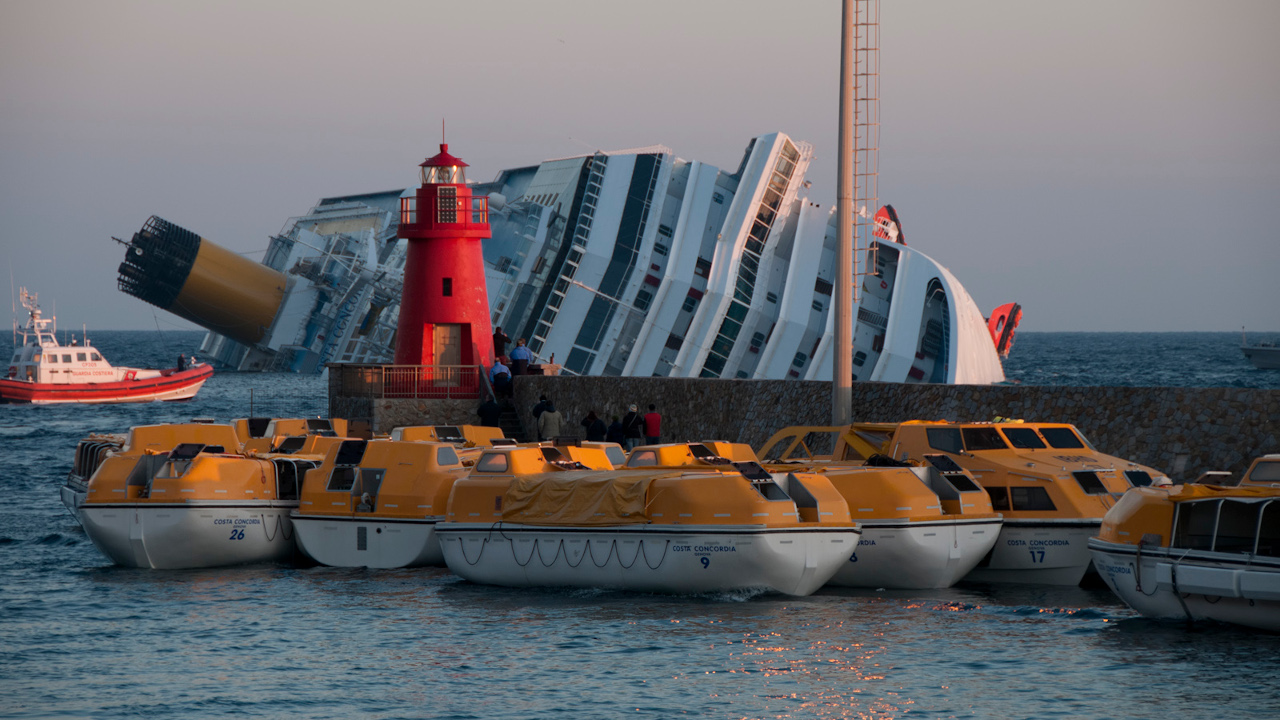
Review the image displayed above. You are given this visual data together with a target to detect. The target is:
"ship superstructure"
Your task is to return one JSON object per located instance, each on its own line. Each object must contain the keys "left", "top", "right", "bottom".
{"left": 116, "top": 132, "right": 1014, "bottom": 384}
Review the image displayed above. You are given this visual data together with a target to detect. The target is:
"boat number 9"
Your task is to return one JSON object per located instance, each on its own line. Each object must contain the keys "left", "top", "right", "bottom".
{"left": 1029, "top": 550, "right": 1045, "bottom": 563}
{"left": 700, "top": 557, "right": 710, "bottom": 569}
{"left": 229, "top": 527, "right": 245, "bottom": 540}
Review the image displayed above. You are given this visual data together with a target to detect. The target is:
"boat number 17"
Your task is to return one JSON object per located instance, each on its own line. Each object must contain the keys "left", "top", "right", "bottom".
{"left": 228, "top": 527, "right": 245, "bottom": 540}
{"left": 1029, "top": 550, "right": 1045, "bottom": 563}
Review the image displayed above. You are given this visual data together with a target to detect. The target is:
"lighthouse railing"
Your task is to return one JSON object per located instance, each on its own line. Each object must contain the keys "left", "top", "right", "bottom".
{"left": 398, "top": 196, "right": 488, "bottom": 227}
{"left": 330, "top": 363, "right": 482, "bottom": 400}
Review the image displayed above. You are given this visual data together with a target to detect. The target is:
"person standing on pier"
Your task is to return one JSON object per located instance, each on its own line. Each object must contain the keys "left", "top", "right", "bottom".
{"left": 581, "top": 411, "right": 607, "bottom": 442}
{"left": 622, "top": 404, "right": 645, "bottom": 450}
{"left": 643, "top": 404, "right": 662, "bottom": 445}
{"left": 509, "top": 338, "right": 533, "bottom": 376}
{"left": 606, "top": 415, "right": 626, "bottom": 446}
{"left": 537, "top": 400, "right": 564, "bottom": 441}
{"left": 492, "top": 326, "right": 510, "bottom": 360}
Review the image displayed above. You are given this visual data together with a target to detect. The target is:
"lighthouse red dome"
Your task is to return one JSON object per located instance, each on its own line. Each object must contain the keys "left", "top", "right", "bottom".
{"left": 420, "top": 143, "right": 470, "bottom": 169}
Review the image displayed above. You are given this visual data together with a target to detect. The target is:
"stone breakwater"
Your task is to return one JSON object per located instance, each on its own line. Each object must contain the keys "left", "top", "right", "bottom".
{"left": 504, "top": 377, "right": 1278, "bottom": 479}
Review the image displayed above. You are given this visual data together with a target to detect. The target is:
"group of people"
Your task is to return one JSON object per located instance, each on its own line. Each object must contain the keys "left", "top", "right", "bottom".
{"left": 489, "top": 326, "right": 534, "bottom": 401}
{"left": 530, "top": 397, "right": 661, "bottom": 449}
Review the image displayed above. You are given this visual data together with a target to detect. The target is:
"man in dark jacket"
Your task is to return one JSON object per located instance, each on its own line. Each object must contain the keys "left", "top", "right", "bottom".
{"left": 621, "top": 404, "right": 645, "bottom": 450}
{"left": 606, "top": 416, "right": 626, "bottom": 445}
{"left": 477, "top": 397, "right": 503, "bottom": 428}
{"left": 492, "top": 327, "right": 510, "bottom": 359}
{"left": 581, "top": 411, "right": 607, "bottom": 442}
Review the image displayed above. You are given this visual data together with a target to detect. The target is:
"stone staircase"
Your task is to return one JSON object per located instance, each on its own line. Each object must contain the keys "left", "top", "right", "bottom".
{"left": 497, "top": 402, "right": 527, "bottom": 442}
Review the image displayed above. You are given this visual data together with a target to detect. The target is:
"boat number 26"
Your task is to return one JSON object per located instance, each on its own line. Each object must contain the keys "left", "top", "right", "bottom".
{"left": 228, "top": 527, "right": 246, "bottom": 540}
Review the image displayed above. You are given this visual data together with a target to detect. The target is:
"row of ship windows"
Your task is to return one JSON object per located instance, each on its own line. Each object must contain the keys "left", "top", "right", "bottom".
{"left": 11, "top": 352, "right": 100, "bottom": 364}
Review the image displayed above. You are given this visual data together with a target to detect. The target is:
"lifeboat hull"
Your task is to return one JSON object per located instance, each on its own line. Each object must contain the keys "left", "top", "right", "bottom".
{"left": 60, "top": 479, "right": 88, "bottom": 524}
{"left": 80, "top": 502, "right": 297, "bottom": 569}
{"left": 291, "top": 514, "right": 444, "bottom": 569}
{"left": 963, "top": 520, "right": 1099, "bottom": 585}
{"left": 0, "top": 364, "right": 213, "bottom": 405}
{"left": 829, "top": 517, "right": 1003, "bottom": 589}
{"left": 1090, "top": 538, "right": 1280, "bottom": 631}
{"left": 437, "top": 524, "right": 861, "bottom": 597}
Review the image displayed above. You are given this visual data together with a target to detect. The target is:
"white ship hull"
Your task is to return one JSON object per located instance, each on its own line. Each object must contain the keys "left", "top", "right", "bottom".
{"left": 81, "top": 502, "right": 297, "bottom": 569}
{"left": 1090, "top": 539, "right": 1280, "bottom": 631}
{"left": 829, "top": 518, "right": 1002, "bottom": 590}
{"left": 291, "top": 514, "right": 444, "bottom": 569}
{"left": 963, "top": 520, "right": 1099, "bottom": 585}
{"left": 437, "top": 524, "right": 860, "bottom": 597}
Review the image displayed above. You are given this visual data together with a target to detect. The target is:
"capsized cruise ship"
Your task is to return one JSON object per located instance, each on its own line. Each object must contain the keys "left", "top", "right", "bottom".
{"left": 115, "top": 132, "right": 1018, "bottom": 383}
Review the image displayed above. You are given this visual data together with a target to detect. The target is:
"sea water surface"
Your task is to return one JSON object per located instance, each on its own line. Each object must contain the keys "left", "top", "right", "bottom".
{"left": 2, "top": 331, "right": 1277, "bottom": 719}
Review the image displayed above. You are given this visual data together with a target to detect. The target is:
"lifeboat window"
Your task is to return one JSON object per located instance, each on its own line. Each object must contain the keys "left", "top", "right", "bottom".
{"left": 62, "top": 354, "right": 72, "bottom": 363}
{"left": 436, "top": 447, "right": 460, "bottom": 466}
{"left": 1070, "top": 471, "right": 1109, "bottom": 495}
{"left": 1258, "top": 502, "right": 1280, "bottom": 557}
{"left": 327, "top": 467, "right": 357, "bottom": 492}
{"left": 942, "top": 472, "right": 981, "bottom": 494}
{"left": 272, "top": 437, "right": 306, "bottom": 454}
{"left": 926, "top": 428, "right": 963, "bottom": 455}
{"left": 924, "top": 454, "right": 965, "bottom": 474}
{"left": 246, "top": 418, "right": 272, "bottom": 438}
{"left": 1124, "top": 470, "right": 1153, "bottom": 487}
{"left": 628, "top": 450, "right": 657, "bottom": 467}
{"left": 91, "top": 353, "right": 102, "bottom": 361}
{"left": 77, "top": 353, "right": 87, "bottom": 362}
{"left": 962, "top": 428, "right": 1007, "bottom": 451}
{"left": 1173, "top": 500, "right": 1221, "bottom": 551}
{"left": 604, "top": 446, "right": 626, "bottom": 468}
{"left": 334, "top": 440, "right": 368, "bottom": 467}
{"left": 986, "top": 487, "right": 1010, "bottom": 511}
{"left": 475, "top": 453, "right": 508, "bottom": 473}
{"left": 1246, "top": 461, "right": 1280, "bottom": 484}
{"left": 306, "top": 418, "right": 335, "bottom": 434}
{"left": 1040, "top": 427, "right": 1086, "bottom": 449}
{"left": 434, "top": 426, "right": 464, "bottom": 443}
{"left": 1214, "top": 500, "right": 1265, "bottom": 553}
{"left": 1002, "top": 428, "right": 1046, "bottom": 449}
{"left": 354, "top": 469, "right": 384, "bottom": 502}
{"left": 1010, "top": 487, "right": 1056, "bottom": 511}
{"left": 274, "top": 461, "right": 300, "bottom": 500}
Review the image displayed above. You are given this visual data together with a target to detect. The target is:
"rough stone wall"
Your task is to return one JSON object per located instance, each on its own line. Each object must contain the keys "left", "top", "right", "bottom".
{"left": 504, "top": 377, "right": 1279, "bottom": 479}
{"left": 330, "top": 397, "right": 484, "bottom": 434}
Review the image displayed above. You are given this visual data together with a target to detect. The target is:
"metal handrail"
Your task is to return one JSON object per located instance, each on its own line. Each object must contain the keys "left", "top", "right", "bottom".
{"left": 399, "top": 196, "right": 489, "bottom": 227}
{"left": 331, "top": 364, "right": 482, "bottom": 400}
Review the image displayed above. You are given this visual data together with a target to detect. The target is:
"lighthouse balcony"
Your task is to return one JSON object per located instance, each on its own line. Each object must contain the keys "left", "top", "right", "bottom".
{"left": 399, "top": 195, "right": 489, "bottom": 232}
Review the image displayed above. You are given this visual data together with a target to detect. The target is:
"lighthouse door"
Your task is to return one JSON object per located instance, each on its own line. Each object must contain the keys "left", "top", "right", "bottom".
{"left": 433, "top": 324, "right": 463, "bottom": 386}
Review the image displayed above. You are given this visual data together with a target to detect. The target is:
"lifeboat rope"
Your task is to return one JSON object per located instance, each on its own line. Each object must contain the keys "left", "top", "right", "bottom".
{"left": 641, "top": 539, "right": 669, "bottom": 569}
{"left": 1168, "top": 549, "right": 1195, "bottom": 623}
{"left": 459, "top": 529, "right": 490, "bottom": 565}
{"left": 261, "top": 513, "right": 293, "bottom": 542}
{"left": 537, "top": 538, "right": 563, "bottom": 567}
{"left": 587, "top": 539, "right": 616, "bottom": 568}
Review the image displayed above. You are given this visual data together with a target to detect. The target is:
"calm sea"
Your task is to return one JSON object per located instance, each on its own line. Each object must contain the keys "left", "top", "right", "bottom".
{"left": 2, "top": 331, "right": 1277, "bottom": 719}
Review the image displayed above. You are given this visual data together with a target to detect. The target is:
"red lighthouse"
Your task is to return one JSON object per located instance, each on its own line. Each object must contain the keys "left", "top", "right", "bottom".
{"left": 394, "top": 144, "right": 494, "bottom": 371}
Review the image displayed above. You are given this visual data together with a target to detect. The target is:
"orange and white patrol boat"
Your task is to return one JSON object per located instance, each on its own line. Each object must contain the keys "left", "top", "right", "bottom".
{"left": 2, "top": 288, "right": 212, "bottom": 404}
{"left": 437, "top": 445, "right": 861, "bottom": 596}
{"left": 1089, "top": 457, "right": 1280, "bottom": 631}
{"left": 644, "top": 438, "right": 1001, "bottom": 590}
{"left": 79, "top": 421, "right": 345, "bottom": 568}
{"left": 849, "top": 420, "right": 1170, "bottom": 585}
{"left": 291, "top": 439, "right": 472, "bottom": 568}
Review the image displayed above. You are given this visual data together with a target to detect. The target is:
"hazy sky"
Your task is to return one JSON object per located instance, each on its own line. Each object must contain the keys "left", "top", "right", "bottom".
{"left": 2, "top": 0, "right": 1277, "bottom": 332}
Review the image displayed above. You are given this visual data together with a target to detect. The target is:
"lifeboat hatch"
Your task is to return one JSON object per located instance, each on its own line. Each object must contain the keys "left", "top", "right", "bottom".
{"left": 127, "top": 454, "right": 170, "bottom": 498}
{"left": 690, "top": 443, "right": 731, "bottom": 464}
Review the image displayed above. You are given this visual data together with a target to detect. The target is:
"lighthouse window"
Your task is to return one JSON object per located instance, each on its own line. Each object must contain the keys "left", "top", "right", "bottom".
{"left": 443, "top": 278, "right": 453, "bottom": 297}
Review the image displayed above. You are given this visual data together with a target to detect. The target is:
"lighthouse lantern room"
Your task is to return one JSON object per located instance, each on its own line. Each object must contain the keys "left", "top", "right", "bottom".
{"left": 394, "top": 144, "right": 494, "bottom": 374}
